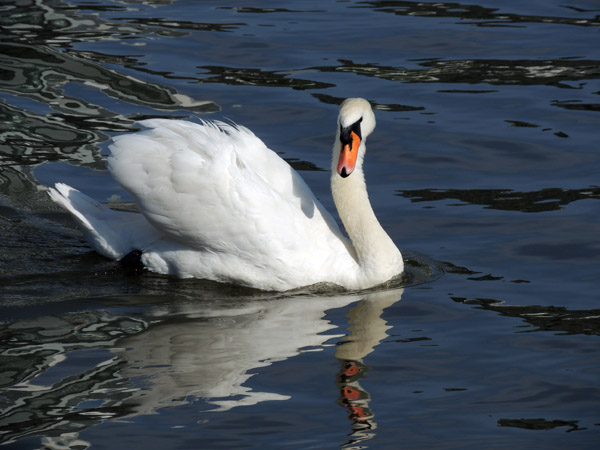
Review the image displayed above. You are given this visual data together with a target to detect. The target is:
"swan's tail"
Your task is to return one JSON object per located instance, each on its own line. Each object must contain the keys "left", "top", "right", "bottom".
{"left": 48, "top": 183, "right": 161, "bottom": 260}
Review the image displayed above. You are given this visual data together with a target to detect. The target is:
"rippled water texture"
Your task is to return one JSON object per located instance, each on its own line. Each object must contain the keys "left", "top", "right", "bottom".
{"left": 1, "top": 1, "right": 599, "bottom": 448}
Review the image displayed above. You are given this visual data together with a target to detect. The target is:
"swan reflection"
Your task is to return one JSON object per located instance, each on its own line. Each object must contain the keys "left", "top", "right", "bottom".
{"left": 334, "top": 289, "right": 401, "bottom": 446}
{"left": 117, "top": 288, "right": 403, "bottom": 417}
{"left": 0, "top": 287, "right": 402, "bottom": 446}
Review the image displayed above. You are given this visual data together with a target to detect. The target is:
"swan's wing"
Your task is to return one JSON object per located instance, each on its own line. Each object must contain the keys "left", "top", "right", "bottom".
{"left": 107, "top": 119, "right": 349, "bottom": 267}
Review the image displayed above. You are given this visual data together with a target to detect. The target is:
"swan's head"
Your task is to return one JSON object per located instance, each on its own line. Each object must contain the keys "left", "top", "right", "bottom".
{"left": 336, "top": 98, "right": 376, "bottom": 178}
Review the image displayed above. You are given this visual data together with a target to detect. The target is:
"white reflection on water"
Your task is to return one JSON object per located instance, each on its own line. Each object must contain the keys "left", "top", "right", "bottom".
{"left": 0, "top": 287, "right": 402, "bottom": 446}
{"left": 117, "top": 288, "right": 403, "bottom": 415}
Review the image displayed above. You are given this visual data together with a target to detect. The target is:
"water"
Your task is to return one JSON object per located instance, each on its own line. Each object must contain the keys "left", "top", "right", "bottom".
{"left": 1, "top": 0, "right": 599, "bottom": 448}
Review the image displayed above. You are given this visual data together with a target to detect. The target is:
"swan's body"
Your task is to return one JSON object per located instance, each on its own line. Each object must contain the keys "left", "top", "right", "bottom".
{"left": 49, "top": 98, "right": 403, "bottom": 291}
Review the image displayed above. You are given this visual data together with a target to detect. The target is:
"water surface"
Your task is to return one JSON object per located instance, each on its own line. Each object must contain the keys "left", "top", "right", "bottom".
{"left": 1, "top": 0, "right": 599, "bottom": 448}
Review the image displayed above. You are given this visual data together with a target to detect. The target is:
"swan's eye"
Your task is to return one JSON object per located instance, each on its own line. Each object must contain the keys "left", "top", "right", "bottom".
{"left": 340, "top": 117, "right": 363, "bottom": 149}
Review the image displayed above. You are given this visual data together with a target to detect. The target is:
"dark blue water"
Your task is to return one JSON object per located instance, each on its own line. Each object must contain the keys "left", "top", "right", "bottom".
{"left": 1, "top": 1, "right": 599, "bottom": 448}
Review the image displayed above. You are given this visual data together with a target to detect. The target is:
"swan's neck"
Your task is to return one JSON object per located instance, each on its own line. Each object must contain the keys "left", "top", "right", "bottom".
{"left": 331, "top": 153, "right": 403, "bottom": 284}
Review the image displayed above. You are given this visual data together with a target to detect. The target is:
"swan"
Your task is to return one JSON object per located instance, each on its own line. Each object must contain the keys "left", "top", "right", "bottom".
{"left": 48, "top": 98, "right": 404, "bottom": 291}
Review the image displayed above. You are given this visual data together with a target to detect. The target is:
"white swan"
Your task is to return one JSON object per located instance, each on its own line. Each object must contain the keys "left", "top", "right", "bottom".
{"left": 48, "top": 98, "right": 404, "bottom": 291}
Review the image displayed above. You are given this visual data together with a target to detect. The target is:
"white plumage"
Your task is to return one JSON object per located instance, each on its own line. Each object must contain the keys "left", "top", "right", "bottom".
{"left": 49, "top": 98, "right": 404, "bottom": 291}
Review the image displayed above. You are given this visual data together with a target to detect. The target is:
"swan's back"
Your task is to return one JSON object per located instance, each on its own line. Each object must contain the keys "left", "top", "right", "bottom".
{"left": 107, "top": 119, "right": 356, "bottom": 289}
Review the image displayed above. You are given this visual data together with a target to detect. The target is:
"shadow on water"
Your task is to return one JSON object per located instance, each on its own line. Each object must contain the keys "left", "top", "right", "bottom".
{"left": 450, "top": 295, "right": 600, "bottom": 336}
{"left": 312, "top": 58, "right": 600, "bottom": 90}
{"left": 397, "top": 187, "right": 600, "bottom": 212}
{"left": 439, "top": 260, "right": 600, "bottom": 337}
{"left": 355, "top": 1, "right": 600, "bottom": 28}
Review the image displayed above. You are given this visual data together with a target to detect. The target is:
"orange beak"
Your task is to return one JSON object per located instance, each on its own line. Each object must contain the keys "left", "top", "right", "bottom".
{"left": 337, "top": 130, "right": 361, "bottom": 178}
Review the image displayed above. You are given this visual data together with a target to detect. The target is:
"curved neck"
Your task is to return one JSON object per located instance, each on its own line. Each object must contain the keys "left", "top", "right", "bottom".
{"left": 330, "top": 147, "right": 403, "bottom": 283}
